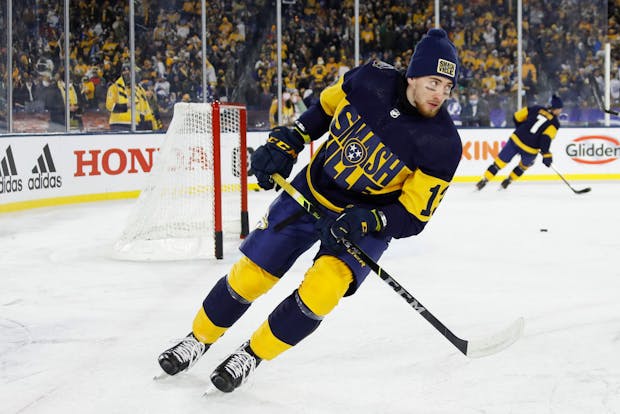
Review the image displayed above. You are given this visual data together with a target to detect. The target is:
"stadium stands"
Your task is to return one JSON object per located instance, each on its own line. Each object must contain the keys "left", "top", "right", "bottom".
{"left": 1, "top": 0, "right": 619, "bottom": 133}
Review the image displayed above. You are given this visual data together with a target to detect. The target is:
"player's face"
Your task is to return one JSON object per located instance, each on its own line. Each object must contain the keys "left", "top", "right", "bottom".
{"left": 407, "top": 76, "right": 453, "bottom": 117}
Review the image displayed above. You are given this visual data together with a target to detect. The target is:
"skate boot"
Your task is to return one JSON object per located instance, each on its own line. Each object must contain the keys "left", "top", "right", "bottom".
{"left": 210, "top": 341, "right": 262, "bottom": 393}
{"left": 501, "top": 177, "right": 512, "bottom": 189}
{"left": 158, "top": 332, "right": 210, "bottom": 376}
{"left": 475, "top": 178, "right": 488, "bottom": 190}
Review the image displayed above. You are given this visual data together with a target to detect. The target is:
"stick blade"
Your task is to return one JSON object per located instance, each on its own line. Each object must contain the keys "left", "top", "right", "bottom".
{"left": 465, "top": 317, "right": 525, "bottom": 358}
{"left": 575, "top": 187, "right": 591, "bottom": 194}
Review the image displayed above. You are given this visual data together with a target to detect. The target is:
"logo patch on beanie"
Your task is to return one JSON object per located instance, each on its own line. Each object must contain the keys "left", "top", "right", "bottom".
{"left": 437, "top": 59, "right": 456, "bottom": 78}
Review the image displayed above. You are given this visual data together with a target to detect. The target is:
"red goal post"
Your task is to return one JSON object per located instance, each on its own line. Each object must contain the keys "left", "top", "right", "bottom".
{"left": 212, "top": 101, "right": 250, "bottom": 258}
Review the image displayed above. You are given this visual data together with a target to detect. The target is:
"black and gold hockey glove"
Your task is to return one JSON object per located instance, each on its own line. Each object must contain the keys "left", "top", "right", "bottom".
{"left": 251, "top": 127, "right": 305, "bottom": 190}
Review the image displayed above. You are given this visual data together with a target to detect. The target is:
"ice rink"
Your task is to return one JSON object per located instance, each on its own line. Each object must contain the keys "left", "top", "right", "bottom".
{"left": 1, "top": 180, "right": 619, "bottom": 413}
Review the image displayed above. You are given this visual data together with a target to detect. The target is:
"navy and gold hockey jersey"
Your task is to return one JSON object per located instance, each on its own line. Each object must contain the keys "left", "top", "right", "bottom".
{"left": 294, "top": 61, "right": 462, "bottom": 239}
{"left": 510, "top": 106, "right": 560, "bottom": 155}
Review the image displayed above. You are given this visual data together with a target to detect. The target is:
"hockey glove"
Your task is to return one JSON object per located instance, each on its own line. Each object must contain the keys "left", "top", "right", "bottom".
{"left": 318, "top": 206, "right": 387, "bottom": 253}
{"left": 251, "top": 127, "right": 305, "bottom": 190}
{"left": 542, "top": 152, "right": 553, "bottom": 167}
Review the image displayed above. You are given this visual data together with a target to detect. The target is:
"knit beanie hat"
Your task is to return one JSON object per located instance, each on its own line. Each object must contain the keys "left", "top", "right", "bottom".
{"left": 406, "top": 28, "right": 459, "bottom": 82}
{"left": 550, "top": 94, "right": 563, "bottom": 109}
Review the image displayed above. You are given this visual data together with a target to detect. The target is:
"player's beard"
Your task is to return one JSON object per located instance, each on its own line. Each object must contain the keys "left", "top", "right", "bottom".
{"left": 409, "top": 80, "right": 444, "bottom": 118}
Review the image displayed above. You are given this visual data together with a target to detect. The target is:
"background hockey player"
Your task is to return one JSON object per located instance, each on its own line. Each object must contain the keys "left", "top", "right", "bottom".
{"left": 476, "top": 94, "right": 563, "bottom": 190}
{"left": 158, "top": 28, "right": 463, "bottom": 393}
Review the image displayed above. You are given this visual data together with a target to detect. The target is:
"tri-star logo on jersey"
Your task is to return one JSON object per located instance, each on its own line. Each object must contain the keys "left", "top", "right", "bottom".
{"left": 342, "top": 139, "right": 367, "bottom": 166}
{"left": 324, "top": 104, "right": 408, "bottom": 193}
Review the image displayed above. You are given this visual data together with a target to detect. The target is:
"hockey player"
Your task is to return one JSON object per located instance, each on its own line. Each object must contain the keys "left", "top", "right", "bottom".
{"left": 476, "top": 94, "right": 563, "bottom": 190}
{"left": 158, "top": 28, "right": 463, "bottom": 393}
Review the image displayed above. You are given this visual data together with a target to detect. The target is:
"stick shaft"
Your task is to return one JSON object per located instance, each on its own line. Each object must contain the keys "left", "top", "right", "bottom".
{"left": 589, "top": 74, "right": 618, "bottom": 115}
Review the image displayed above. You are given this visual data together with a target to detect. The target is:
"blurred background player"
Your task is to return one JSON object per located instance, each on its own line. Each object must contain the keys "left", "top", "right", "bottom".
{"left": 157, "top": 28, "right": 463, "bottom": 393}
{"left": 476, "top": 94, "right": 563, "bottom": 190}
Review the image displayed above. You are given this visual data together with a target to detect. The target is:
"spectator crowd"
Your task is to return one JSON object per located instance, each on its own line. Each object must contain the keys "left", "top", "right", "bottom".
{"left": 251, "top": 0, "right": 619, "bottom": 128}
{"left": 3, "top": 0, "right": 263, "bottom": 132}
{"left": 1, "top": 0, "right": 620, "bottom": 133}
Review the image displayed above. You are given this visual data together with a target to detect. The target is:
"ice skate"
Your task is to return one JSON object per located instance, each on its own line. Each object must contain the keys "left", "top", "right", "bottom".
{"left": 500, "top": 177, "right": 512, "bottom": 189}
{"left": 158, "top": 332, "right": 210, "bottom": 376}
{"left": 210, "top": 341, "right": 262, "bottom": 393}
{"left": 475, "top": 178, "right": 488, "bottom": 190}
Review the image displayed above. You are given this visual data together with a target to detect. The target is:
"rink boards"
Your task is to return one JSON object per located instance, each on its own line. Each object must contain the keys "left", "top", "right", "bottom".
{"left": 1, "top": 128, "right": 619, "bottom": 212}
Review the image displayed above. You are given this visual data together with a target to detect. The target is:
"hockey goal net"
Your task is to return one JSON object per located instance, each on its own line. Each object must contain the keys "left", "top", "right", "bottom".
{"left": 113, "top": 102, "right": 249, "bottom": 260}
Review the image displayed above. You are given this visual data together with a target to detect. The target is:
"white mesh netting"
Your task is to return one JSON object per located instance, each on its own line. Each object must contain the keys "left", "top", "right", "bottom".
{"left": 112, "top": 102, "right": 245, "bottom": 261}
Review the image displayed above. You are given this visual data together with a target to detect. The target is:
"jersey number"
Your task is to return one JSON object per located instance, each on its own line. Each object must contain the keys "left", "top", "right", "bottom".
{"left": 420, "top": 184, "right": 447, "bottom": 217}
{"left": 529, "top": 114, "right": 547, "bottom": 134}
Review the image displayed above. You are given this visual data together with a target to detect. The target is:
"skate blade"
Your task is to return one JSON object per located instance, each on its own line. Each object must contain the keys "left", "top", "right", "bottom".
{"left": 153, "top": 372, "right": 170, "bottom": 381}
{"left": 202, "top": 384, "right": 220, "bottom": 397}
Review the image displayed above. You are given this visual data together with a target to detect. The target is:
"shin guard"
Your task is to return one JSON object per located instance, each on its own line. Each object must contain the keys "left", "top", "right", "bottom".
{"left": 250, "top": 256, "right": 353, "bottom": 360}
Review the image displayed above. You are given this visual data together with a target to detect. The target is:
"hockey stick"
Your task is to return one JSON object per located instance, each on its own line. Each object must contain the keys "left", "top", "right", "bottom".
{"left": 588, "top": 74, "right": 619, "bottom": 115}
{"left": 271, "top": 173, "right": 524, "bottom": 358}
{"left": 550, "top": 165, "right": 591, "bottom": 194}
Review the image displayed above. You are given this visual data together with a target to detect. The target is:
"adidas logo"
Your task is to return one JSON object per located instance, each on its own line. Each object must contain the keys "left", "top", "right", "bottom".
{"left": 32, "top": 144, "right": 56, "bottom": 174}
{"left": 28, "top": 144, "right": 63, "bottom": 190}
{"left": 0, "top": 145, "right": 23, "bottom": 193}
{"left": 1, "top": 145, "right": 18, "bottom": 176}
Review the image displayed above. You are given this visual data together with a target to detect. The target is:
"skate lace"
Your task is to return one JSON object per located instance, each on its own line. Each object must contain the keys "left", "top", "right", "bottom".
{"left": 171, "top": 336, "right": 205, "bottom": 369}
{"left": 224, "top": 350, "right": 257, "bottom": 383}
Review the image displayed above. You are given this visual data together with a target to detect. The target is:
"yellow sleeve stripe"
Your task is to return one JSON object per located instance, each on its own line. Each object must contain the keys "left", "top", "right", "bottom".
{"left": 319, "top": 76, "right": 346, "bottom": 117}
{"left": 398, "top": 169, "right": 450, "bottom": 223}
{"left": 514, "top": 107, "right": 529, "bottom": 122}
{"left": 542, "top": 124, "right": 558, "bottom": 140}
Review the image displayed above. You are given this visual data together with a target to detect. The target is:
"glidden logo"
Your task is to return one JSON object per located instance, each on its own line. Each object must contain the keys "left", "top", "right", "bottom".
{"left": 566, "top": 136, "right": 620, "bottom": 164}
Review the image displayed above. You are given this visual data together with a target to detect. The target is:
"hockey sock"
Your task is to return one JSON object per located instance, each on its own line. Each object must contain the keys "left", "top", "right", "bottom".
{"left": 250, "top": 290, "right": 321, "bottom": 360}
{"left": 509, "top": 162, "right": 528, "bottom": 180}
{"left": 193, "top": 276, "right": 249, "bottom": 343}
{"left": 484, "top": 158, "right": 506, "bottom": 181}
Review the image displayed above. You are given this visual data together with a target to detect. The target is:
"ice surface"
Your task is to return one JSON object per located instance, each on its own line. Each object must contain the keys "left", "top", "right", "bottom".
{"left": 1, "top": 181, "right": 619, "bottom": 413}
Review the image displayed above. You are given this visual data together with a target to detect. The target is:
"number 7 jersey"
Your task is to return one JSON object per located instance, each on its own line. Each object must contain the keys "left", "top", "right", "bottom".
{"left": 295, "top": 61, "right": 463, "bottom": 239}
{"left": 510, "top": 105, "right": 560, "bottom": 155}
